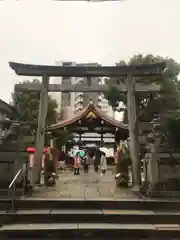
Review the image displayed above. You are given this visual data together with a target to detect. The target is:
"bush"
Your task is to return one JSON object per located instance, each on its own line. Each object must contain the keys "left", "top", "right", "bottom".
{"left": 166, "top": 111, "right": 180, "bottom": 146}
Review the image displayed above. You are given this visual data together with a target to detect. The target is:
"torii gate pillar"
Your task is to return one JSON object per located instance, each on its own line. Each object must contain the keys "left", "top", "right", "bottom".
{"left": 126, "top": 74, "right": 141, "bottom": 190}
{"left": 33, "top": 74, "right": 49, "bottom": 184}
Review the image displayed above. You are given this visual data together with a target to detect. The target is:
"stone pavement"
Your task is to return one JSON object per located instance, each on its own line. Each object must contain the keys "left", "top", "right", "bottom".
{"left": 29, "top": 166, "right": 140, "bottom": 199}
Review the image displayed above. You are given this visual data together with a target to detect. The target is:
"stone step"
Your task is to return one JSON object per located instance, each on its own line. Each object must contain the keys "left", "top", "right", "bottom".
{"left": 0, "top": 188, "right": 24, "bottom": 198}
{"left": 1, "top": 209, "right": 180, "bottom": 225}
{"left": 1, "top": 223, "right": 180, "bottom": 239}
{"left": 1, "top": 198, "right": 180, "bottom": 211}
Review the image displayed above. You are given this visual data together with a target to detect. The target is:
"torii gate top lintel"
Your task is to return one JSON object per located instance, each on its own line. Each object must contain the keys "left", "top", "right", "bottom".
{"left": 9, "top": 61, "right": 166, "bottom": 77}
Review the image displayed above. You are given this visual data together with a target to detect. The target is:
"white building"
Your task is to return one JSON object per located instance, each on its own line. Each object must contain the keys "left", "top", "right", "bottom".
{"left": 51, "top": 61, "right": 114, "bottom": 120}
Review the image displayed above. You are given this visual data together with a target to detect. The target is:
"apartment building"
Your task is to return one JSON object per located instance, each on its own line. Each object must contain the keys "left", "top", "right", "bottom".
{"left": 51, "top": 61, "right": 113, "bottom": 119}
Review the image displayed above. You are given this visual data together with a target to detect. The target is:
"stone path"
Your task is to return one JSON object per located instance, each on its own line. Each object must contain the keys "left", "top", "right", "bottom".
{"left": 30, "top": 166, "right": 140, "bottom": 199}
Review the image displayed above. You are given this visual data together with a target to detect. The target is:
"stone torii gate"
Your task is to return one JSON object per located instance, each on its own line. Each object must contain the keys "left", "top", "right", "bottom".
{"left": 9, "top": 61, "right": 166, "bottom": 190}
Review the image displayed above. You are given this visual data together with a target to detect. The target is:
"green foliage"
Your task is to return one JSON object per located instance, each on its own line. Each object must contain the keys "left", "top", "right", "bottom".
{"left": 58, "top": 109, "right": 66, "bottom": 121}
{"left": 46, "top": 96, "right": 58, "bottom": 126}
{"left": 166, "top": 111, "right": 180, "bottom": 146}
{"left": 104, "top": 54, "right": 180, "bottom": 124}
{"left": 12, "top": 79, "right": 58, "bottom": 132}
{"left": 129, "top": 54, "right": 180, "bottom": 122}
{"left": 103, "top": 85, "right": 124, "bottom": 110}
{"left": 53, "top": 129, "right": 74, "bottom": 147}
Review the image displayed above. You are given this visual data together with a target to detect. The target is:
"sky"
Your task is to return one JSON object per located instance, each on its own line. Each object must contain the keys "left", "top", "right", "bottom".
{"left": 0, "top": 0, "right": 180, "bottom": 103}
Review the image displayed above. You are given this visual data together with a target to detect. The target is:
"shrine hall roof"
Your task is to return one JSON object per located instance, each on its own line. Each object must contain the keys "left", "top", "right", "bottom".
{"left": 47, "top": 103, "right": 128, "bottom": 131}
{"left": 0, "top": 99, "right": 16, "bottom": 115}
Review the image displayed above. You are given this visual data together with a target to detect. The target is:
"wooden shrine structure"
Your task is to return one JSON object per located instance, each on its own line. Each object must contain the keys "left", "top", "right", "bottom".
{"left": 9, "top": 61, "right": 166, "bottom": 189}
{"left": 47, "top": 102, "right": 128, "bottom": 149}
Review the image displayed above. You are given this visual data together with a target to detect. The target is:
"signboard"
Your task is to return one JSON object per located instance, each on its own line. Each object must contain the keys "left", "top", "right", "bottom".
{"left": 85, "top": 111, "right": 97, "bottom": 119}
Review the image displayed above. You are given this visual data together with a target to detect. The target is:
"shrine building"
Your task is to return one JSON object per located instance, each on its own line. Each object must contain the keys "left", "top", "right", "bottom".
{"left": 47, "top": 102, "right": 129, "bottom": 152}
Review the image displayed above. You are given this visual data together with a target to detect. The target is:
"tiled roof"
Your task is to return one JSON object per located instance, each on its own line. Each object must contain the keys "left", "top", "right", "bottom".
{"left": 0, "top": 99, "right": 16, "bottom": 114}
{"left": 47, "top": 103, "right": 128, "bottom": 131}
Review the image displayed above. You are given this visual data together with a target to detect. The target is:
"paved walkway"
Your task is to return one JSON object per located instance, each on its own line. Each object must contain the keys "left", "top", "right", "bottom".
{"left": 30, "top": 166, "right": 139, "bottom": 199}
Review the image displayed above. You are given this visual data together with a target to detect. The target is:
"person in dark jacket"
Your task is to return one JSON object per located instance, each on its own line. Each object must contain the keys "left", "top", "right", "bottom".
{"left": 94, "top": 150, "right": 101, "bottom": 172}
{"left": 58, "top": 150, "right": 66, "bottom": 172}
{"left": 83, "top": 151, "right": 91, "bottom": 173}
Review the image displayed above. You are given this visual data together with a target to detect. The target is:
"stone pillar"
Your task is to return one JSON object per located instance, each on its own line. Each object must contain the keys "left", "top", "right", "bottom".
{"left": 147, "top": 127, "right": 161, "bottom": 189}
{"left": 33, "top": 73, "right": 49, "bottom": 184}
{"left": 126, "top": 74, "right": 141, "bottom": 190}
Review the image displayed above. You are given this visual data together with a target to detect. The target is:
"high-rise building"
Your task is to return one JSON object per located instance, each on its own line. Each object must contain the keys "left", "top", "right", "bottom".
{"left": 51, "top": 61, "right": 76, "bottom": 119}
{"left": 51, "top": 61, "right": 113, "bottom": 120}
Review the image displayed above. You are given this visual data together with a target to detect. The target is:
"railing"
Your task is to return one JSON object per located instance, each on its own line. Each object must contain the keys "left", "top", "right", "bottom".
{"left": 8, "top": 168, "right": 24, "bottom": 212}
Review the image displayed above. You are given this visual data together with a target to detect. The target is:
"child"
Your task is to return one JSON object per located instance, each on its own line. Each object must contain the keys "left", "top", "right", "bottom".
{"left": 100, "top": 152, "right": 107, "bottom": 175}
{"left": 74, "top": 152, "right": 80, "bottom": 175}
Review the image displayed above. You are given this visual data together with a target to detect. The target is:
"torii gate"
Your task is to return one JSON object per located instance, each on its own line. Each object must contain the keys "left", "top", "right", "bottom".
{"left": 9, "top": 61, "right": 166, "bottom": 190}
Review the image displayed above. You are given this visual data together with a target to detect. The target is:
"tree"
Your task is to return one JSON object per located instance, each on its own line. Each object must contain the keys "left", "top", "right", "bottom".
{"left": 104, "top": 85, "right": 124, "bottom": 111}
{"left": 166, "top": 110, "right": 180, "bottom": 146}
{"left": 104, "top": 54, "right": 180, "bottom": 124}
{"left": 52, "top": 129, "right": 74, "bottom": 147}
{"left": 12, "top": 79, "right": 58, "bottom": 133}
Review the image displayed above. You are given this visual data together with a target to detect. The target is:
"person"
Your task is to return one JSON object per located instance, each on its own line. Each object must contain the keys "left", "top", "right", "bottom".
{"left": 83, "top": 151, "right": 90, "bottom": 173}
{"left": 100, "top": 152, "right": 107, "bottom": 175}
{"left": 74, "top": 152, "right": 80, "bottom": 175}
{"left": 94, "top": 150, "right": 101, "bottom": 172}
{"left": 58, "top": 150, "right": 66, "bottom": 172}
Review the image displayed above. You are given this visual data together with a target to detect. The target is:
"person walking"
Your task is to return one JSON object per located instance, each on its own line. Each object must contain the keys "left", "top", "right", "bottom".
{"left": 83, "top": 151, "right": 90, "bottom": 173}
{"left": 100, "top": 152, "right": 107, "bottom": 175}
{"left": 74, "top": 152, "right": 80, "bottom": 175}
{"left": 94, "top": 150, "right": 101, "bottom": 172}
{"left": 58, "top": 150, "right": 66, "bottom": 172}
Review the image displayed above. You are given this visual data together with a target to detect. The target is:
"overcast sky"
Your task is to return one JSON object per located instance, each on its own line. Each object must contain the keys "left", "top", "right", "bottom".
{"left": 0, "top": 0, "right": 180, "bottom": 103}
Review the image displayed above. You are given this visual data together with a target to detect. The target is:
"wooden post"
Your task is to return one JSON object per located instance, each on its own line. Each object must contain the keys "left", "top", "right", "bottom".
{"left": 126, "top": 74, "right": 141, "bottom": 190}
{"left": 33, "top": 73, "right": 49, "bottom": 184}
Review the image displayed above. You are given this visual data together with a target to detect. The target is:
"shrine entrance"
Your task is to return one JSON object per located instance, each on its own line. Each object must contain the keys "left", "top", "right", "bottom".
{"left": 9, "top": 61, "right": 166, "bottom": 192}
{"left": 47, "top": 101, "right": 128, "bottom": 154}
{"left": 33, "top": 102, "right": 131, "bottom": 199}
